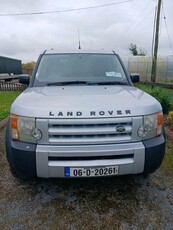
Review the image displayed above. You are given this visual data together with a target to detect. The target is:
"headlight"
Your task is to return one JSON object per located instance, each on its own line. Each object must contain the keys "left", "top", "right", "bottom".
{"left": 10, "top": 114, "right": 42, "bottom": 143}
{"left": 138, "top": 112, "right": 163, "bottom": 140}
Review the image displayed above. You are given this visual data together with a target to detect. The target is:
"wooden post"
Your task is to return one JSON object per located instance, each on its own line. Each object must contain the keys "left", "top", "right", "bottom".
{"left": 151, "top": 0, "right": 162, "bottom": 83}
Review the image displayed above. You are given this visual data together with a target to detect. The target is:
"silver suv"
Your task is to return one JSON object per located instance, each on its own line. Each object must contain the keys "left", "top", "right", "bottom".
{"left": 6, "top": 50, "right": 165, "bottom": 178}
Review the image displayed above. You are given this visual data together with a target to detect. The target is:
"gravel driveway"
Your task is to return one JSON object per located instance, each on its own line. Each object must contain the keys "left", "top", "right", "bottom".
{"left": 0, "top": 127, "right": 173, "bottom": 230}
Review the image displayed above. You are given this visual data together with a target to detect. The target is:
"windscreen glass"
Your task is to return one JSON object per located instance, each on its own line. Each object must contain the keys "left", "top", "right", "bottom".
{"left": 34, "top": 53, "right": 128, "bottom": 86}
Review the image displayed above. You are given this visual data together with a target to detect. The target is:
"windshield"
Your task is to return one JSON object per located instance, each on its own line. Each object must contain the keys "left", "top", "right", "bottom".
{"left": 33, "top": 53, "right": 128, "bottom": 86}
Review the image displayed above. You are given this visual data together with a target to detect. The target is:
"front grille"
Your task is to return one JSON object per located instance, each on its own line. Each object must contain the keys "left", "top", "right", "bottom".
{"left": 48, "top": 117, "right": 133, "bottom": 145}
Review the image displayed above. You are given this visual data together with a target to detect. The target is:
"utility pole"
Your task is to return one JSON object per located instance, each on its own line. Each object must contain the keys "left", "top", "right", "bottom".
{"left": 151, "top": 0, "right": 162, "bottom": 83}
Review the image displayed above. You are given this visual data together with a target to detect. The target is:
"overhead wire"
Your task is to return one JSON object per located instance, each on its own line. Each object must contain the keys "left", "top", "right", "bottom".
{"left": 0, "top": 0, "right": 135, "bottom": 17}
{"left": 125, "top": 0, "right": 153, "bottom": 33}
{"left": 124, "top": 6, "right": 156, "bottom": 38}
{"left": 161, "top": 1, "right": 173, "bottom": 55}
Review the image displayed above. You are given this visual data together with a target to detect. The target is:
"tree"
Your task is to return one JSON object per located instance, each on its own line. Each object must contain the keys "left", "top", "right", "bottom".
{"left": 138, "top": 48, "right": 146, "bottom": 56}
{"left": 129, "top": 43, "right": 146, "bottom": 56}
{"left": 129, "top": 43, "right": 138, "bottom": 56}
{"left": 22, "top": 61, "right": 36, "bottom": 75}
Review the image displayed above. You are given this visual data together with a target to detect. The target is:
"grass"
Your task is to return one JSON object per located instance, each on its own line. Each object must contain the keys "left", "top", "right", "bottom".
{"left": 160, "top": 81, "right": 173, "bottom": 85}
{"left": 136, "top": 84, "right": 173, "bottom": 105}
{"left": 0, "top": 92, "right": 21, "bottom": 121}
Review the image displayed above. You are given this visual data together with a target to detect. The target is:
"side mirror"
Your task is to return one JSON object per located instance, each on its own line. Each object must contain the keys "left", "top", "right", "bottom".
{"left": 19, "top": 74, "right": 30, "bottom": 85}
{"left": 130, "top": 73, "right": 140, "bottom": 83}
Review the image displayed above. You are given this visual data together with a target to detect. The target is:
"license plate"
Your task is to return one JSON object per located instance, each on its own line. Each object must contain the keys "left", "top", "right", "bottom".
{"left": 64, "top": 166, "right": 119, "bottom": 177}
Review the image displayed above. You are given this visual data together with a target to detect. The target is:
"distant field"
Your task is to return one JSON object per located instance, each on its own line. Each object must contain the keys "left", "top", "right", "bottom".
{"left": 0, "top": 92, "right": 20, "bottom": 121}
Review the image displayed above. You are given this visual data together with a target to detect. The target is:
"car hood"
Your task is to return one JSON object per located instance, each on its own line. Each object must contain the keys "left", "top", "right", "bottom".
{"left": 11, "top": 85, "right": 162, "bottom": 118}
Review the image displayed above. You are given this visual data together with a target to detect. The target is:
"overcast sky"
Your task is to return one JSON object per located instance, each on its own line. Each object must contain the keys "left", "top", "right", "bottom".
{"left": 0, "top": 0, "right": 172, "bottom": 63}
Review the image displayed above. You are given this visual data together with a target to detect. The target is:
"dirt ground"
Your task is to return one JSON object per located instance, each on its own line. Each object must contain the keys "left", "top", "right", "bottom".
{"left": 0, "top": 127, "right": 173, "bottom": 230}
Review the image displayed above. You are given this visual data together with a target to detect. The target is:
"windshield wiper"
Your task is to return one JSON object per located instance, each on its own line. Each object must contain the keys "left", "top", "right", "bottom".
{"left": 47, "top": 80, "right": 128, "bottom": 86}
{"left": 47, "top": 81, "right": 88, "bottom": 86}
{"left": 86, "top": 81, "right": 128, "bottom": 86}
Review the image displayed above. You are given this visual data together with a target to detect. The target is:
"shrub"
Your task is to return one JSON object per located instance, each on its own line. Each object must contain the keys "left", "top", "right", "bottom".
{"left": 149, "top": 87, "right": 171, "bottom": 114}
{"left": 168, "top": 111, "right": 173, "bottom": 123}
{"left": 136, "top": 84, "right": 171, "bottom": 114}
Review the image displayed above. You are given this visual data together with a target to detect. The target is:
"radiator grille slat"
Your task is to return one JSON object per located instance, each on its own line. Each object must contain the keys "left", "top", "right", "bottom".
{"left": 49, "top": 124, "right": 132, "bottom": 136}
{"left": 48, "top": 118, "right": 133, "bottom": 145}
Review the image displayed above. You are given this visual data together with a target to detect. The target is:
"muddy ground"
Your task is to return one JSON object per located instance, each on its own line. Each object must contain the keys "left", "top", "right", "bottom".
{"left": 0, "top": 127, "right": 173, "bottom": 230}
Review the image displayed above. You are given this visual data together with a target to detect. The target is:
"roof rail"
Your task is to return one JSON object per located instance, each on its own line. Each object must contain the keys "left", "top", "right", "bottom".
{"left": 42, "top": 50, "right": 47, "bottom": 54}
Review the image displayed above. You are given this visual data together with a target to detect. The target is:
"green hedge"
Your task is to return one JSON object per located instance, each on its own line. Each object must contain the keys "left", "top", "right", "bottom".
{"left": 136, "top": 85, "right": 171, "bottom": 114}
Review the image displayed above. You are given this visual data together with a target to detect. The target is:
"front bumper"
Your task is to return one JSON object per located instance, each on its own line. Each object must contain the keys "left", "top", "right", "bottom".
{"left": 36, "top": 142, "right": 145, "bottom": 178}
{"left": 8, "top": 135, "right": 165, "bottom": 178}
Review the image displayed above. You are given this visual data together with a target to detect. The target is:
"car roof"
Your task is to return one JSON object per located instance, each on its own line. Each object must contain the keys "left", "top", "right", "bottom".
{"left": 44, "top": 49, "right": 117, "bottom": 55}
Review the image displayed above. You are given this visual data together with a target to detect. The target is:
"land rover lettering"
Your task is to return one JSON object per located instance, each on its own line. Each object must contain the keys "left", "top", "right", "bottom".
{"left": 48, "top": 110, "right": 132, "bottom": 117}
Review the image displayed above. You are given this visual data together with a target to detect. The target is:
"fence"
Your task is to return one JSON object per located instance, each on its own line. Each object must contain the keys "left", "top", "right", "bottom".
{"left": 0, "top": 81, "right": 26, "bottom": 91}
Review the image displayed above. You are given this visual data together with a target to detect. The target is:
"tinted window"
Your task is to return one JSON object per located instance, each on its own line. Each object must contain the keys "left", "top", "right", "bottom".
{"left": 34, "top": 53, "right": 128, "bottom": 86}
